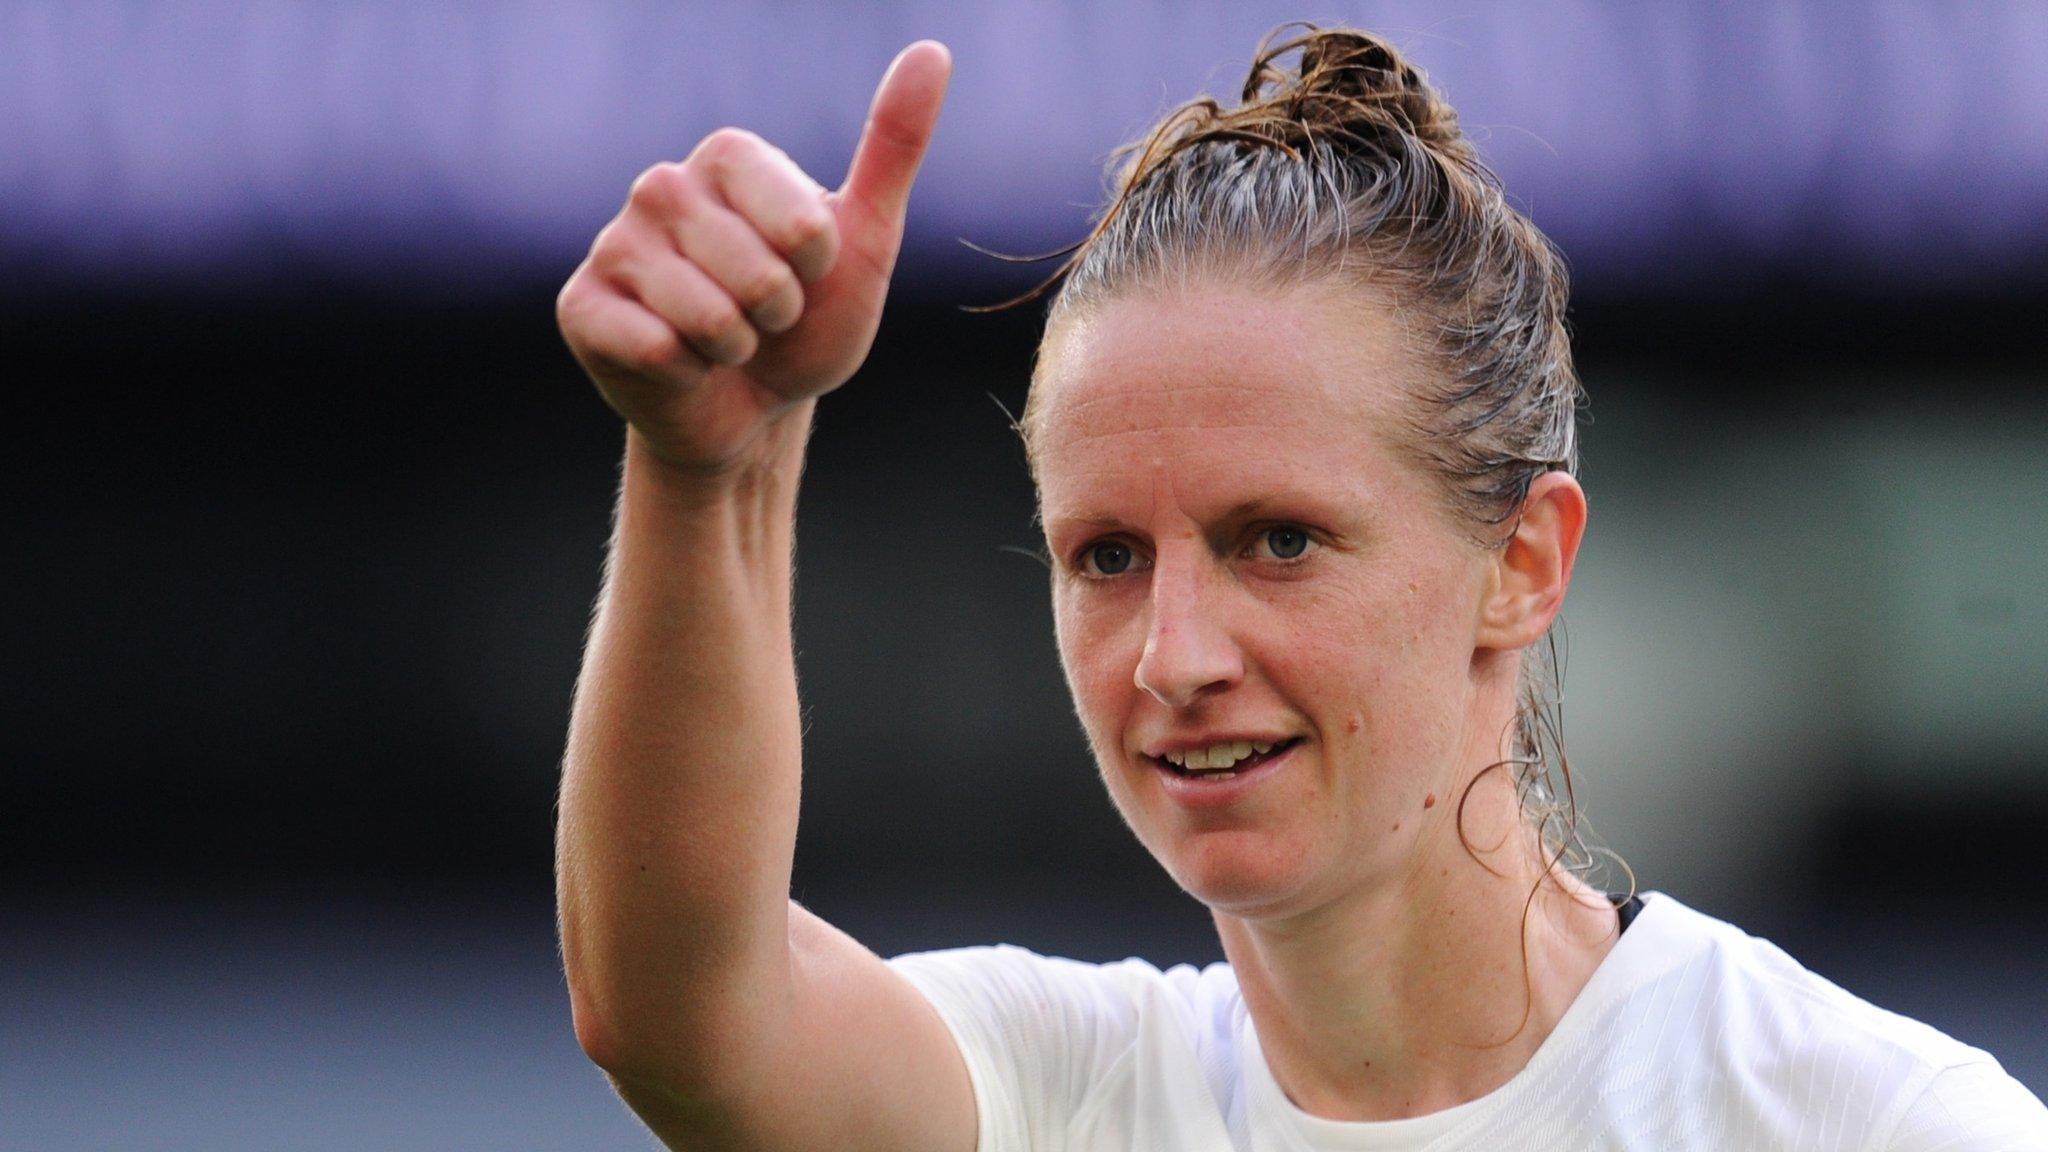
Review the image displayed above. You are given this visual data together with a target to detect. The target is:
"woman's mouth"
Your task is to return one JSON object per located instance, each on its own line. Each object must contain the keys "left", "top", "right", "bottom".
{"left": 1146, "top": 738, "right": 1303, "bottom": 808}
{"left": 1154, "top": 737, "right": 1302, "bottom": 779}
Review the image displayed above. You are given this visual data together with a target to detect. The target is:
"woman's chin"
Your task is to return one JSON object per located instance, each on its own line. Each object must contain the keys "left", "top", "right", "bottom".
{"left": 1157, "top": 830, "right": 1320, "bottom": 919}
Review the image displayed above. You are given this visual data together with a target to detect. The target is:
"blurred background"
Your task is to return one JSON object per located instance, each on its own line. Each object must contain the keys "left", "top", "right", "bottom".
{"left": 4, "top": 1, "right": 2045, "bottom": 1147}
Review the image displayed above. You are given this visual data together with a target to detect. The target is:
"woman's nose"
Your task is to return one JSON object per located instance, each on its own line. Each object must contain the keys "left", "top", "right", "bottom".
{"left": 1132, "top": 557, "right": 1243, "bottom": 710}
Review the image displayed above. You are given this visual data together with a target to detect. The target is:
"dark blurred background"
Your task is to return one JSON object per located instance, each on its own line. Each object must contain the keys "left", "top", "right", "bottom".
{"left": 4, "top": 2, "right": 2045, "bottom": 1147}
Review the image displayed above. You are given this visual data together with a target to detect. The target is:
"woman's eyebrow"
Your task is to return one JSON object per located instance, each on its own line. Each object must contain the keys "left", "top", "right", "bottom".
{"left": 1058, "top": 496, "right": 1319, "bottom": 527}
{"left": 1221, "top": 494, "right": 1351, "bottom": 522}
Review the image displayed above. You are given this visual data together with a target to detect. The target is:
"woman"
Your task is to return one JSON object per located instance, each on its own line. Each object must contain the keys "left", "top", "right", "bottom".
{"left": 552, "top": 27, "right": 2048, "bottom": 1151}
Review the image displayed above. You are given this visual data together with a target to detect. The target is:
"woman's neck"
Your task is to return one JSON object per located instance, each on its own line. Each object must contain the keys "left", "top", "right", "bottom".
{"left": 1213, "top": 774, "right": 1622, "bottom": 1122}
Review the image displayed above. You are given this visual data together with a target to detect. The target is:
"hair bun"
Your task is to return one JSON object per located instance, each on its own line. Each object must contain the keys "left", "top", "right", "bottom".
{"left": 1242, "top": 26, "right": 1467, "bottom": 156}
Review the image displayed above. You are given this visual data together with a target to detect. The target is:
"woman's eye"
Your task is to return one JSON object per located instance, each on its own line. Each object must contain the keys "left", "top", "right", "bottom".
{"left": 1084, "top": 541, "right": 1135, "bottom": 576}
{"left": 1260, "top": 526, "right": 1312, "bottom": 560}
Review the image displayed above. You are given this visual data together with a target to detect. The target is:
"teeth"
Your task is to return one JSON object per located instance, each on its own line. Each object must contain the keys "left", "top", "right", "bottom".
{"left": 1164, "top": 740, "right": 1274, "bottom": 772}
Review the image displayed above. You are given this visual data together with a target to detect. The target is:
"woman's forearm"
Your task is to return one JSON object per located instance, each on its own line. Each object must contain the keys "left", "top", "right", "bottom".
{"left": 556, "top": 416, "right": 812, "bottom": 1083}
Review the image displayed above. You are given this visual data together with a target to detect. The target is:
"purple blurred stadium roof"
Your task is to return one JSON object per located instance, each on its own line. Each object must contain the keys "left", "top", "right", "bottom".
{"left": 3, "top": 1, "right": 2044, "bottom": 296}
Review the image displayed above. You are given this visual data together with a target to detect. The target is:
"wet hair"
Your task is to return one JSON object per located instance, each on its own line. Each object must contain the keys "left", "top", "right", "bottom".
{"left": 1010, "top": 25, "right": 1619, "bottom": 904}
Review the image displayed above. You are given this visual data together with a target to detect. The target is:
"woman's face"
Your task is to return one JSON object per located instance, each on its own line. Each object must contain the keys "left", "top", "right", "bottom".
{"left": 1032, "top": 281, "right": 1499, "bottom": 922}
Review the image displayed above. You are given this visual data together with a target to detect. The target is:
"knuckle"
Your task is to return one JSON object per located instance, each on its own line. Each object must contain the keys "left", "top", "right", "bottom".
{"left": 701, "top": 315, "right": 759, "bottom": 362}
{"left": 692, "top": 128, "right": 773, "bottom": 191}
{"left": 555, "top": 275, "right": 604, "bottom": 334}
{"left": 555, "top": 273, "right": 584, "bottom": 316}
{"left": 739, "top": 263, "right": 797, "bottom": 310}
{"left": 779, "top": 205, "right": 834, "bottom": 255}
{"left": 692, "top": 127, "right": 764, "bottom": 172}
{"left": 622, "top": 326, "right": 683, "bottom": 370}
{"left": 587, "top": 219, "right": 632, "bottom": 266}
{"left": 686, "top": 296, "right": 746, "bottom": 343}
{"left": 627, "top": 162, "right": 687, "bottom": 212}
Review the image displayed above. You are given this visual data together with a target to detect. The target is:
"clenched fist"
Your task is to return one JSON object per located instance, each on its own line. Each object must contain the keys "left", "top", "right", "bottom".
{"left": 557, "top": 42, "right": 952, "bottom": 479}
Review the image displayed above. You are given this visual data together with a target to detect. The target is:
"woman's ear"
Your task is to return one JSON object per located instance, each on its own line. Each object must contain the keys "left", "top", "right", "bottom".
{"left": 1476, "top": 471, "right": 1587, "bottom": 651}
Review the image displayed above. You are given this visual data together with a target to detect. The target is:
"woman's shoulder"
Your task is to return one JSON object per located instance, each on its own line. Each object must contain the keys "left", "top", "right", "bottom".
{"left": 1588, "top": 893, "right": 2047, "bottom": 1148}
{"left": 1631, "top": 893, "right": 1993, "bottom": 1066}
{"left": 887, "top": 942, "right": 1241, "bottom": 1040}
{"left": 886, "top": 945, "right": 1248, "bottom": 1149}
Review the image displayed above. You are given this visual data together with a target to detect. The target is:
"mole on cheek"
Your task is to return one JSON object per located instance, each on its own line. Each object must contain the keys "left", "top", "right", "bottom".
{"left": 1423, "top": 791, "right": 1437, "bottom": 810}
{"left": 1346, "top": 714, "right": 1361, "bottom": 734}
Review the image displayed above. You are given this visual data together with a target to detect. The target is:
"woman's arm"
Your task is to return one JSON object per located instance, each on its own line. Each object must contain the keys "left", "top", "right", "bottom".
{"left": 553, "top": 43, "right": 976, "bottom": 1152}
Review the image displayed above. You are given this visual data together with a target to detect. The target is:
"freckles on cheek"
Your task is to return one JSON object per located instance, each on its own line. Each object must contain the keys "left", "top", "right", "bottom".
{"left": 1303, "top": 580, "right": 1445, "bottom": 756}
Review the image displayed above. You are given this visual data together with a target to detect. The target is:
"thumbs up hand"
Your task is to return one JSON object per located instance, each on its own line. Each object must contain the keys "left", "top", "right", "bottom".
{"left": 557, "top": 42, "right": 952, "bottom": 478}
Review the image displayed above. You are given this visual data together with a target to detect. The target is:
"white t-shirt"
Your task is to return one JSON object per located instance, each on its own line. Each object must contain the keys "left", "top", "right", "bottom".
{"left": 888, "top": 893, "right": 2048, "bottom": 1151}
